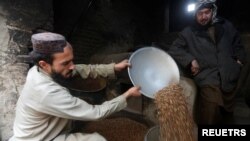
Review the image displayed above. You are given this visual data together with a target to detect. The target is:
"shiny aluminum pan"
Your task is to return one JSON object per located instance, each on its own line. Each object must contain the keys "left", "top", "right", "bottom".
{"left": 128, "top": 47, "right": 180, "bottom": 99}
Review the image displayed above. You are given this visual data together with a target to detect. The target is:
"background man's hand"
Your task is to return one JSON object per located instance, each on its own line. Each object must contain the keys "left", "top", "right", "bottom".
{"left": 191, "top": 59, "right": 200, "bottom": 76}
{"left": 114, "top": 59, "right": 131, "bottom": 72}
{"left": 237, "top": 59, "right": 243, "bottom": 66}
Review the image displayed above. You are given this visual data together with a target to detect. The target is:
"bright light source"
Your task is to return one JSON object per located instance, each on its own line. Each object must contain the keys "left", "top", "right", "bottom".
{"left": 187, "top": 3, "right": 196, "bottom": 12}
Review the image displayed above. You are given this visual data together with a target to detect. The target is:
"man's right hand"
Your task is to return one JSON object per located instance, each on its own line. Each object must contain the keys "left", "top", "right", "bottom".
{"left": 191, "top": 59, "right": 200, "bottom": 76}
{"left": 123, "top": 86, "right": 141, "bottom": 99}
{"left": 114, "top": 59, "right": 131, "bottom": 72}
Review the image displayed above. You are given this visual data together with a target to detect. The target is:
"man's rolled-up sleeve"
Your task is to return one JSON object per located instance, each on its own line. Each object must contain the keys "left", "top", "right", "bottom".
{"left": 74, "top": 63, "right": 116, "bottom": 79}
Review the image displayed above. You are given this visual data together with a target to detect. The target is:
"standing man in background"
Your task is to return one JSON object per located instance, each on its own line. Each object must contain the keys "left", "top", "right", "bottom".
{"left": 168, "top": 0, "right": 246, "bottom": 124}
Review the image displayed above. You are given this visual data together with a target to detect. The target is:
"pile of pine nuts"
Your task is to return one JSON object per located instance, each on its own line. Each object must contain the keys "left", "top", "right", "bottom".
{"left": 155, "top": 84, "right": 196, "bottom": 141}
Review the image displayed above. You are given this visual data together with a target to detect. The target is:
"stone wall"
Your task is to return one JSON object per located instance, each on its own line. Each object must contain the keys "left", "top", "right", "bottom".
{"left": 0, "top": 0, "right": 53, "bottom": 140}
{"left": 0, "top": 7, "right": 28, "bottom": 141}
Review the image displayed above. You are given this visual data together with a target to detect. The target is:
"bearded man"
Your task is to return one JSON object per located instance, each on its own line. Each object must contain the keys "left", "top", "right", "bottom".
{"left": 10, "top": 32, "right": 141, "bottom": 141}
{"left": 168, "top": 0, "right": 246, "bottom": 124}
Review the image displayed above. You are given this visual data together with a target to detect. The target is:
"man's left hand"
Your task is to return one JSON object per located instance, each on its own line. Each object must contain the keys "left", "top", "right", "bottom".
{"left": 237, "top": 59, "right": 243, "bottom": 66}
{"left": 114, "top": 59, "right": 131, "bottom": 72}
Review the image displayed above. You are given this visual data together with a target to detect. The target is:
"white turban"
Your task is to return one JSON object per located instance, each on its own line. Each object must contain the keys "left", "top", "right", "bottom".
{"left": 195, "top": 0, "right": 218, "bottom": 24}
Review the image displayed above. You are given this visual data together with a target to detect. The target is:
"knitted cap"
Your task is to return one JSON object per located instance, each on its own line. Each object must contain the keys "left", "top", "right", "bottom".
{"left": 31, "top": 32, "right": 67, "bottom": 54}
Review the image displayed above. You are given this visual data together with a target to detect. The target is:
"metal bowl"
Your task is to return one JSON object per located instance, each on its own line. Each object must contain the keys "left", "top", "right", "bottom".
{"left": 66, "top": 77, "right": 107, "bottom": 92}
{"left": 65, "top": 76, "right": 107, "bottom": 104}
{"left": 128, "top": 47, "right": 180, "bottom": 99}
{"left": 144, "top": 125, "right": 160, "bottom": 141}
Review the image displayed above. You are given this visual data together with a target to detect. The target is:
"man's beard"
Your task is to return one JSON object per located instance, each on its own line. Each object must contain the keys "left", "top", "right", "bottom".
{"left": 51, "top": 69, "right": 73, "bottom": 87}
{"left": 195, "top": 19, "right": 212, "bottom": 30}
{"left": 200, "top": 19, "right": 211, "bottom": 26}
